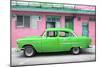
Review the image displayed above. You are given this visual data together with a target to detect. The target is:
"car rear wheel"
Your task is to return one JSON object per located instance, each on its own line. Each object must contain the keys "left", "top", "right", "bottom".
{"left": 71, "top": 47, "right": 80, "bottom": 55}
{"left": 24, "top": 46, "right": 36, "bottom": 57}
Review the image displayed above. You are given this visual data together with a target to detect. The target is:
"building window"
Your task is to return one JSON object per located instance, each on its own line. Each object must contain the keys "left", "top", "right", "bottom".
{"left": 24, "top": 16, "right": 30, "bottom": 27}
{"left": 16, "top": 15, "right": 41, "bottom": 28}
{"left": 46, "top": 16, "right": 60, "bottom": 22}
{"left": 16, "top": 15, "right": 30, "bottom": 27}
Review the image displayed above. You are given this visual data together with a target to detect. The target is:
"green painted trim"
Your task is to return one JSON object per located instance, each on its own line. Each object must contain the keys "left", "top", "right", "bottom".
{"left": 11, "top": 5, "right": 95, "bottom": 15}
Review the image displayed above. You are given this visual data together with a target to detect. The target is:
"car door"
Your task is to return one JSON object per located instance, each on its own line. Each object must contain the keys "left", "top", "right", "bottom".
{"left": 58, "top": 31, "right": 74, "bottom": 51}
{"left": 42, "top": 31, "right": 61, "bottom": 52}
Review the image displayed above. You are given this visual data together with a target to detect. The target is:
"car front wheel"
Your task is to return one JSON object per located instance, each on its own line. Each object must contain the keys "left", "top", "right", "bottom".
{"left": 24, "top": 46, "right": 36, "bottom": 57}
{"left": 71, "top": 47, "right": 80, "bottom": 55}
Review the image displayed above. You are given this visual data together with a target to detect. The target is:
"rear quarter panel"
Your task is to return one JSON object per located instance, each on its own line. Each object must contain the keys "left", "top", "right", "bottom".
{"left": 65, "top": 37, "right": 91, "bottom": 49}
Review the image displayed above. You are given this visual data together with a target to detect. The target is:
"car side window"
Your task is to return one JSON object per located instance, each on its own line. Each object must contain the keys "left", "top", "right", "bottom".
{"left": 47, "top": 31, "right": 58, "bottom": 37}
{"left": 59, "top": 31, "right": 74, "bottom": 37}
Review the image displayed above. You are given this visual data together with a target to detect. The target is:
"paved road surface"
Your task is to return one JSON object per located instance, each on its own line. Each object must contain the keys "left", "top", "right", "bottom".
{"left": 11, "top": 47, "right": 96, "bottom": 66}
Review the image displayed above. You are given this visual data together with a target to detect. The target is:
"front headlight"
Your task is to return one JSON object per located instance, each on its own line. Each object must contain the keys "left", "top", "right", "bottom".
{"left": 17, "top": 41, "right": 20, "bottom": 45}
{"left": 16, "top": 40, "right": 20, "bottom": 48}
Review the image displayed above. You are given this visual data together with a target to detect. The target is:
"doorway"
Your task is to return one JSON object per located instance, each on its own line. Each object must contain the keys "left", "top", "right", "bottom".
{"left": 46, "top": 16, "right": 61, "bottom": 28}
{"left": 46, "top": 22, "right": 55, "bottom": 28}
{"left": 82, "top": 23, "right": 89, "bottom": 36}
{"left": 65, "top": 16, "right": 74, "bottom": 30}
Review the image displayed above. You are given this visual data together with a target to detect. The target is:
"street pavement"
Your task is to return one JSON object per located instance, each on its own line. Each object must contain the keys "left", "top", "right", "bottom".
{"left": 11, "top": 46, "right": 96, "bottom": 66}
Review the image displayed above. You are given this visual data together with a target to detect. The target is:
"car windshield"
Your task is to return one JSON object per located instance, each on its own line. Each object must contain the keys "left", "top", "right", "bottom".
{"left": 41, "top": 31, "right": 45, "bottom": 36}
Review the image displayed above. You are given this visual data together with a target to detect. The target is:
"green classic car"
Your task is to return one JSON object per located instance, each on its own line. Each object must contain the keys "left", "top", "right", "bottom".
{"left": 17, "top": 28, "right": 91, "bottom": 57}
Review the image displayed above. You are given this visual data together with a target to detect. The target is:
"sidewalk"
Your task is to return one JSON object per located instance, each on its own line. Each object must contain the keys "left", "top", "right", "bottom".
{"left": 81, "top": 45, "right": 95, "bottom": 53}
{"left": 11, "top": 45, "right": 96, "bottom": 66}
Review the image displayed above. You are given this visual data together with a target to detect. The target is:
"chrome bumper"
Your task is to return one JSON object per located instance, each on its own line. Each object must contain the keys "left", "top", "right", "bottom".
{"left": 16, "top": 44, "right": 24, "bottom": 52}
{"left": 16, "top": 48, "right": 24, "bottom": 52}
{"left": 16, "top": 48, "right": 22, "bottom": 52}
{"left": 89, "top": 45, "right": 93, "bottom": 48}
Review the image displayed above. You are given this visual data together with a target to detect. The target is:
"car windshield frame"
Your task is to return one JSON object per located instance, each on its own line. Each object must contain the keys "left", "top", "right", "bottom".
{"left": 72, "top": 32, "right": 77, "bottom": 37}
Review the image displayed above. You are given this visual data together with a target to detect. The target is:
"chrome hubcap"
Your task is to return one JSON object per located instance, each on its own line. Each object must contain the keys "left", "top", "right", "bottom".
{"left": 73, "top": 48, "right": 79, "bottom": 54}
{"left": 25, "top": 48, "right": 33, "bottom": 56}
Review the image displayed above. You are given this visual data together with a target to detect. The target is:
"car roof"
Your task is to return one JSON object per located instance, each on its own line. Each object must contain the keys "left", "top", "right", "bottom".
{"left": 46, "top": 28, "right": 73, "bottom": 32}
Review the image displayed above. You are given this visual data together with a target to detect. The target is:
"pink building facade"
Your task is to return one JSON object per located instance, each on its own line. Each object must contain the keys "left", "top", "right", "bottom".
{"left": 11, "top": 1, "right": 96, "bottom": 47}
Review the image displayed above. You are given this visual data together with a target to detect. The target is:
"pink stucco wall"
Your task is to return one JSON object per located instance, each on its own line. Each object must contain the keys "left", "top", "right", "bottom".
{"left": 11, "top": 13, "right": 46, "bottom": 47}
{"left": 11, "top": 11, "right": 96, "bottom": 47}
{"left": 74, "top": 14, "right": 95, "bottom": 45}
{"left": 89, "top": 20, "right": 96, "bottom": 45}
